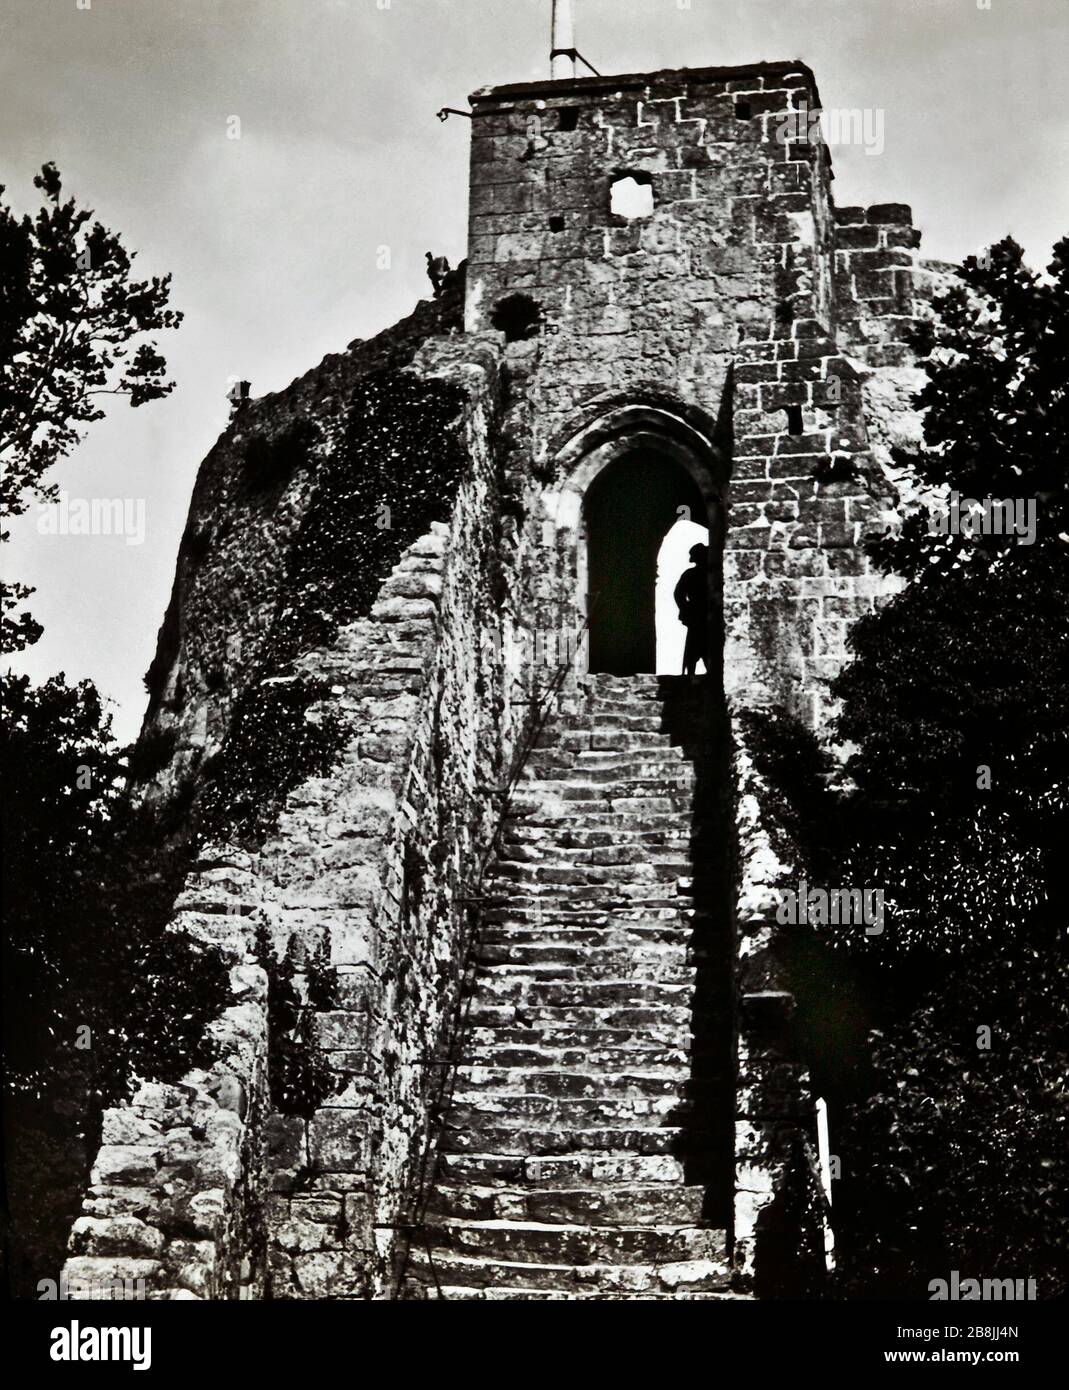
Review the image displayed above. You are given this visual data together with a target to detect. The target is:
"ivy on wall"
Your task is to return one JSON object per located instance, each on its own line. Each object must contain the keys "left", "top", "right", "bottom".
{"left": 196, "top": 368, "right": 469, "bottom": 848}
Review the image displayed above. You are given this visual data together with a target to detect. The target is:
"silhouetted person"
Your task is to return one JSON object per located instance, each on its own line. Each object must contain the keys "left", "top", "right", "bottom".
{"left": 674, "top": 543, "right": 709, "bottom": 676}
{"left": 426, "top": 252, "right": 451, "bottom": 298}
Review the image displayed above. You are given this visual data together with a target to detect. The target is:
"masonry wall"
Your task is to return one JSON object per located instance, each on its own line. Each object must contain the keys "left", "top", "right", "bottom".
{"left": 263, "top": 339, "right": 512, "bottom": 1299}
{"left": 62, "top": 58, "right": 940, "bottom": 1300}
{"left": 464, "top": 62, "right": 936, "bottom": 1290}
{"left": 63, "top": 313, "right": 522, "bottom": 1299}
{"left": 137, "top": 278, "right": 465, "bottom": 808}
{"left": 462, "top": 64, "right": 932, "bottom": 736}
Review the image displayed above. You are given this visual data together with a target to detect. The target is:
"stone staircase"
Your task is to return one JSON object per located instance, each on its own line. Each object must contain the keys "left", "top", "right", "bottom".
{"left": 403, "top": 674, "right": 736, "bottom": 1300}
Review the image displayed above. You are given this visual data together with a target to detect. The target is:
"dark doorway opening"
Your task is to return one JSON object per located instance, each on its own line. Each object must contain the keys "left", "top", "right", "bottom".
{"left": 585, "top": 451, "right": 714, "bottom": 675}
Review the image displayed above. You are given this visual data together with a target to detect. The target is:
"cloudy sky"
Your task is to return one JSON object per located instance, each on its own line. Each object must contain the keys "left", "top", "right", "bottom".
{"left": 3, "top": 0, "right": 1068, "bottom": 741}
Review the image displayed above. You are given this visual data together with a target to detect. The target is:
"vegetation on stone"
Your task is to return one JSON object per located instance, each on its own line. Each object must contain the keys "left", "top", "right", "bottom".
{"left": 743, "top": 239, "right": 1069, "bottom": 1297}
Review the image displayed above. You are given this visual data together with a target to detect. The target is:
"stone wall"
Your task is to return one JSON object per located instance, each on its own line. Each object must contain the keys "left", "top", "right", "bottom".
{"left": 63, "top": 313, "right": 518, "bottom": 1300}
{"left": 263, "top": 339, "right": 513, "bottom": 1299}
{"left": 729, "top": 706, "right": 826, "bottom": 1289}
{"left": 63, "top": 854, "right": 269, "bottom": 1300}
{"left": 463, "top": 64, "right": 928, "bottom": 734}
{"left": 138, "top": 276, "right": 465, "bottom": 807}
{"left": 466, "top": 62, "right": 812, "bottom": 456}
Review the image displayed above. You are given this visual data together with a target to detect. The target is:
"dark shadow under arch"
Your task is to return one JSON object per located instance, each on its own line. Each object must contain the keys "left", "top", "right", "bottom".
{"left": 585, "top": 452, "right": 707, "bottom": 674}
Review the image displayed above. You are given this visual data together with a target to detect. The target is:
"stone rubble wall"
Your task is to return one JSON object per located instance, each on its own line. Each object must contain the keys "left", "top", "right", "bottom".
{"left": 138, "top": 279, "right": 465, "bottom": 807}
{"left": 62, "top": 855, "right": 269, "bottom": 1300}
{"left": 264, "top": 340, "right": 515, "bottom": 1299}
{"left": 63, "top": 335, "right": 515, "bottom": 1300}
{"left": 729, "top": 706, "right": 825, "bottom": 1288}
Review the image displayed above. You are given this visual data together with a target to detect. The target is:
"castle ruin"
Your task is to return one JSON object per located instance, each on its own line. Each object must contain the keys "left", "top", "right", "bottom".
{"left": 62, "top": 54, "right": 943, "bottom": 1301}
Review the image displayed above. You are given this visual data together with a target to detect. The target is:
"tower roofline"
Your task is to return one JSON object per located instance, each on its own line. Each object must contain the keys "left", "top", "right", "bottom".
{"left": 470, "top": 59, "right": 820, "bottom": 108}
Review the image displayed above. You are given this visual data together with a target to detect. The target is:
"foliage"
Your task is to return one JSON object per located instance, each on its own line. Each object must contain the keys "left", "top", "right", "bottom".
{"left": 833, "top": 948, "right": 1067, "bottom": 1299}
{"left": 0, "top": 163, "right": 181, "bottom": 651}
{"left": 257, "top": 932, "right": 336, "bottom": 1121}
{"left": 195, "top": 368, "right": 468, "bottom": 845}
{"left": 748, "top": 239, "right": 1069, "bottom": 1296}
{"left": 196, "top": 675, "right": 348, "bottom": 848}
{"left": 823, "top": 240, "right": 1069, "bottom": 1296}
{"left": 240, "top": 417, "right": 318, "bottom": 498}
{"left": 1, "top": 672, "right": 230, "bottom": 1293}
{"left": 1, "top": 672, "right": 231, "bottom": 1107}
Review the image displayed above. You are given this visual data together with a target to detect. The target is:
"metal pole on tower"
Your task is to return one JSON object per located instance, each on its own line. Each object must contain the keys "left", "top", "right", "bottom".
{"left": 551, "top": 0, "right": 576, "bottom": 80}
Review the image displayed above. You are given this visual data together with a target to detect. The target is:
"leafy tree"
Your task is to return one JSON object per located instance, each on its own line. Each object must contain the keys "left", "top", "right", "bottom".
{"left": 1, "top": 672, "right": 230, "bottom": 1294}
{"left": 815, "top": 238, "right": 1069, "bottom": 1296}
{"left": 0, "top": 163, "right": 182, "bottom": 652}
{"left": 1, "top": 671, "right": 230, "bottom": 1103}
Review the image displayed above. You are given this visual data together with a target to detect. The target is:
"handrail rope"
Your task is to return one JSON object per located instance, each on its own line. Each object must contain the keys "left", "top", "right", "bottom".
{"left": 395, "top": 602, "right": 598, "bottom": 1298}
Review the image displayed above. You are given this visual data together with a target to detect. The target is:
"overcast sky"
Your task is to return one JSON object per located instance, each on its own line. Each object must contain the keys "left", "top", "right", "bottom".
{"left": 3, "top": 0, "right": 1068, "bottom": 742}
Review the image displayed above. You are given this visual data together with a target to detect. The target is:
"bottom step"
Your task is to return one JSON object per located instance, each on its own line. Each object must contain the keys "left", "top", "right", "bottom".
{"left": 404, "top": 1248, "right": 732, "bottom": 1295}
{"left": 409, "top": 1285, "right": 748, "bottom": 1301}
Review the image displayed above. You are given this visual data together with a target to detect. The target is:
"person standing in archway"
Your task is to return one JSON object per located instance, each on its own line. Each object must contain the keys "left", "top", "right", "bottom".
{"left": 674, "top": 543, "right": 709, "bottom": 676}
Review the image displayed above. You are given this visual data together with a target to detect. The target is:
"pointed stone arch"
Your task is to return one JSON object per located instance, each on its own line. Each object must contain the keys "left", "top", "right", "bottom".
{"left": 543, "top": 404, "right": 728, "bottom": 675}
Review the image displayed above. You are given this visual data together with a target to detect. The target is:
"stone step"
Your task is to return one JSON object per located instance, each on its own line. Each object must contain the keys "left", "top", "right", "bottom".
{"left": 410, "top": 1285, "right": 742, "bottom": 1300}
{"left": 497, "top": 844, "right": 692, "bottom": 870}
{"left": 526, "top": 751, "right": 688, "bottom": 776}
{"left": 557, "top": 713, "right": 670, "bottom": 733}
{"left": 452, "top": 1069, "right": 693, "bottom": 1099}
{"left": 427, "top": 1183, "right": 705, "bottom": 1226}
{"left": 482, "top": 889, "right": 692, "bottom": 912}
{"left": 475, "top": 938, "right": 724, "bottom": 968}
{"left": 458, "top": 1043, "right": 692, "bottom": 1071}
{"left": 502, "top": 825, "right": 690, "bottom": 848}
{"left": 437, "top": 1125, "right": 687, "bottom": 1157}
{"left": 480, "top": 928, "right": 695, "bottom": 950}
{"left": 445, "top": 1094, "right": 690, "bottom": 1129}
{"left": 411, "top": 1220, "right": 725, "bottom": 1267}
{"left": 476, "top": 941, "right": 688, "bottom": 970}
{"left": 481, "top": 904, "right": 688, "bottom": 925}
{"left": 513, "top": 801, "right": 693, "bottom": 823}
{"left": 467, "top": 1003, "right": 692, "bottom": 1030}
{"left": 473, "top": 958, "right": 691, "bottom": 986}
{"left": 517, "top": 773, "right": 696, "bottom": 796}
{"left": 489, "top": 862, "right": 686, "bottom": 888}
{"left": 465, "top": 1024, "right": 688, "bottom": 1051}
{"left": 470, "top": 978, "right": 692, "bottom": 1008}
{"left": 434, "top": 1151, "right": 686, "bottom": 1187}
{"left": 554, "top": 728, "right": 679, "bottom": 751}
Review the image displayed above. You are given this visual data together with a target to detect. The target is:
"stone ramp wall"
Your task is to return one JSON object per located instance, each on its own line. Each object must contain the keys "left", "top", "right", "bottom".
{"left": 138, "top": 277, "right": 465, "bottom": 808}
{"left": 730, "top": 704, "right": 829, "bottom": 1292}
{"left": 62, "top": 856, "right": 269, "bottom": 1300}
{"left": 260, "top": 341, "right": 509, "bottom": 1299}
{"left": 62, "top": 339, "right": 511, "bottom": 1300}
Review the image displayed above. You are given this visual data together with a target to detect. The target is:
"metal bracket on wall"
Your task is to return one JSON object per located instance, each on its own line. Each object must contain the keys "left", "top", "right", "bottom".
{"left": 550, "top": 47, "right": 602, "bottom": 77}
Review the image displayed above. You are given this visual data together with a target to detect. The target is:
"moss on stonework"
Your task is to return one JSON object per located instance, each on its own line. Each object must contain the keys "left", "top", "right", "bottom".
{"left": 239, "top": 417, "right": 320, "bottom": 501}
{"left": 271, "top": 368, "right": 468, "bottom": 665}
{"left": 195, "top": 367, "right": 469, "bottom": 848}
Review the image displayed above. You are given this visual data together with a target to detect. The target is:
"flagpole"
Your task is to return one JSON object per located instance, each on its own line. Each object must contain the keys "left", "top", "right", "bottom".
{"left": 551, "top": 0, "right": 576, "bottom": 79}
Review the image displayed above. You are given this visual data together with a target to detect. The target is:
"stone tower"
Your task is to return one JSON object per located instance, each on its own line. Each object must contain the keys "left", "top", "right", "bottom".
{"left": 63, "top": 60, "right": 940, "bottom": 1300}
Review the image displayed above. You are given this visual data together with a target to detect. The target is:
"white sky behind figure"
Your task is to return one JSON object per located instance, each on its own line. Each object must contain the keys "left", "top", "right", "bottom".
{"left": 2, "top": 0, "right": 1067, "bottom": 741}
{"left": 657, "top": 518, "right": 710, "bottom": 675}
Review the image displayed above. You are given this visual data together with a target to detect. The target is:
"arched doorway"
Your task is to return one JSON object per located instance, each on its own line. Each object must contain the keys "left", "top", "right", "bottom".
{"left": 585, "top": 451, "right": 708, "bottom": 674}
